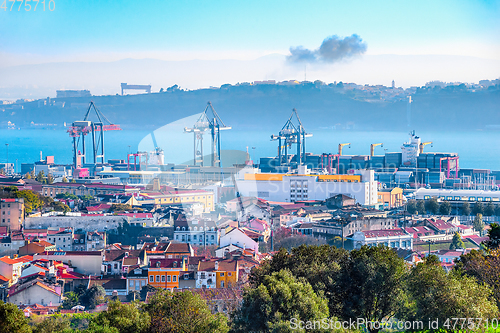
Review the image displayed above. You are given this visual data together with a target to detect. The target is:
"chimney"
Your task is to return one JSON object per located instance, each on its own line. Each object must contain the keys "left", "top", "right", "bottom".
{"left": 214, "top": 261, "right": 219, "bottom": 270}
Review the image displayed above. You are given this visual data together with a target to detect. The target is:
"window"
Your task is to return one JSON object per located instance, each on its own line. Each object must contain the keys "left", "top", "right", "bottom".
{"left": 220, "top": 273, "right": 224, "bottom": 277}
{"left": 173, "top": 275, "right": 177, "bottom": 282}
{"left": 149, "top": 276, "right": 154, "bottom": 282}
{"left": 167, "top": 275, "right": 171, "bottom": 282}
{"left": 220, "top": 281, "right": 224, "bottom": 288}
{"left": 156, "top": 275, "right": 160, "bottom": 282}
{"left": 228, "top": 272, "right": 232, "bottom": 276}
{"left": 130, "top": 280, "right": 134, "bottom": 286}
{"left": 141, "top": 280, "right": 145, "bottom": 286}
{"left": 161, "top": 275, "right": 165, "bottom": 282}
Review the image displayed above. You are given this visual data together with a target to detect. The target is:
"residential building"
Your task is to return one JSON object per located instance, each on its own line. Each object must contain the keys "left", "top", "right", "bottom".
{"left": 86, "top": 231, "right": 106, "bottom": 251}
{"left": 8, "top": 279, "right": 63, "bottom": 306}
{"left": 102, "top": 249, "right": 147, "bottom": 276}
{"left": 148, "top": 258, "right": 186, "bottom": 290}
{"left": 348, "top": 229, "right": 413, "bottom": 250}
{"left": 0, "top": 198, "right": 24, "bottom": 231}
{"left": 41, "top": 182, "right": 140, "bottom": 198}
{"left": 173, "top": 215, "right": 218, "bottom": 246}
{"left": 197, "top": 259, "right": 239, "bottom": 289}
{"left": 215, "top": 228, "right": 259, "bottom": 258}
{"left": 126, "top": 266, "right": 148, "bottom": 293}
{"left": 47, "top": 228, "right": 73, "bottom": 251}
{"left": 19, "top": 240, "right": 56, "bottom": 256}
{"left": 36, "top": 251, "right": 103, "bottom": 275}
{"left": 378, "top": 187, "right": 404, "bottom": 209}
{"left": 0, "top": 256, "right": 22, "bottom": 286}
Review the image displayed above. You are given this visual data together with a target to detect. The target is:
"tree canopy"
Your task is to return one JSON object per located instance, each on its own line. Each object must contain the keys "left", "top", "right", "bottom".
{"left": 232, "top": 269, "right": 329, "bottom": 333}
{"left": 404, "top": 255, "right": 498, "bottom": 326}
{"left": 143, "top": 289, "right": 229, "bottom": 333}
{"left": 0, "top": 301, "right": 32, "bottom": 333}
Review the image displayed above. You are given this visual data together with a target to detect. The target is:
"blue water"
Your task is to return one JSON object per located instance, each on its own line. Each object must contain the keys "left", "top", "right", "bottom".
{"left": 0, "top": 128, "right": 499, "bottom": 172}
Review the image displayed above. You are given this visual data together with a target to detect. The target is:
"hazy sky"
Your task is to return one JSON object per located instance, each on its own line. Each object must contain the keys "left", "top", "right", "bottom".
{"left": 0, "top": 0, "right": 499, "bottom": 89}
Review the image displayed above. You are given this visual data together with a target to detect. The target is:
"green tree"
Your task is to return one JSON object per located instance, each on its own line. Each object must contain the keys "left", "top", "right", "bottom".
{"left": 439, "top": 201, "right": 451, "bottom": 215}
{"left": 484, "top": 202, "right": 495, "bottom": 216}
{"left": 450, "top": 232, "right": 465, "bottom": 250}
{"left": 24, "top": 172, "right": 32, "bottom": 179}
{"left": 36, "top": 171, "right": 45, "bottom": 183}
{"left": 143, "top": 289, "right": 228, "bottom": 333}
{"left": 461, "top": 202, "right": 471, "bottom": 216}
{"left": 425, "top": 198, "right": 439, "bottom": 215}
{"left": 406, "top": 200, "right": 417, "bottom": 214}
{"left": 83, "top": 322, "right": 119, "bottom": 333}
{"left": 485, "top": 223, "right": 500, "bottom": 250}
{"left": 32, "top": 315, "right": 72, "bottom": 333}
{"left": 473, "top": 213, "right": 485, "bottom": 236}
{"left": 232, "top": 270, "right": 329, "bottom": 333}
{"left": 15, "top": 189, "right": 42, "bottom": 214}
{"left": 47, "top": 173, "right": 55, "bottom": 184}
{"left": 0, "top": 300, "right": 32, "bottom": 333}
{"left": 250, "top": 245, "right": 347, "bottom": 316}
{"left": 80, "top": 285, "right": 106, "bottom": 310}
{"left": 404, "top": 255, "right": 498, "bottom": 326}
{"left": 62, "top": 177, "right": 68, "bottom": 183}
{"left": 61, "top": 291, "right": 80, "bottom": 309}
{"left": 332, "top": 245, "right": 408, "bottom": 328}
{"left": 52, "top": 201, "right": 71, "bottom": 213}
{"left": 92, "top": 300, "right": 150, "bottom": 333}
{"left": 473, "top": 202, "right": 484, "bottom": 216}
{"left": 455, "top": 249, "right": 500, "bottom": 308}
{"left": 416, "top": 200, "right": 426, "bottom": 215}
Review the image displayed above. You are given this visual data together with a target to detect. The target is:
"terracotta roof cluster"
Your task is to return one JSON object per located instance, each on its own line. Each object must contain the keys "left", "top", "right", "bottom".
{"left": 198, "top": 259, "right": 238, "bottom": 272}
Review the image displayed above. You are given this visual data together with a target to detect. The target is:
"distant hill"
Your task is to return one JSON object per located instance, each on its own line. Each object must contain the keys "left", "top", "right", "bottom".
{"left": 1, "top": 83, "right": 499, "bottom": 132}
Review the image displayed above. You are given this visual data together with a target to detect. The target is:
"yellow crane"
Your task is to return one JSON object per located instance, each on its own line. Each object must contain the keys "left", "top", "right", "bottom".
{"left": 338, "top": 143, "right": 351, "bottom": 156}
{"left": 419, "top": 141, "right": 433, "bottom": 153}
{"left": 370, "top": 143, "right": 383, "bottom": 157}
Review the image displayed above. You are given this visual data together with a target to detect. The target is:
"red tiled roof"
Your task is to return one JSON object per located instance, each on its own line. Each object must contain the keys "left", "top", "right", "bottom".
{"left": 363, "top": 228, "right": 407, "bottom": 238}
{"left": 149, "top": 258, "right": 183, "bottom": 269}
{"left": 0, "top": 256, "right": 21, "bottom": 265}
{"left": 198, "top": 259, "right": 238, "bottom": 272}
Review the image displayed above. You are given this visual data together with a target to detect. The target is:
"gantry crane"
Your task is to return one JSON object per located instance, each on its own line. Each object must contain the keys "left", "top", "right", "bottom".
{"left": 419, "top": 141, "right": 433, "bottom": 153}
{"left": 271, "top": 108, "right": 312, "bottom": 166}
{"left": 184, "top": 102, "right": 231, "bottom": 167}
{"left": 338, "top": 143, "right": 351, "bottom": 156}
{"left": 67, "top": 101, "right": 121, "bottom": 170}
{"left": 370, "top": 143, "right": 383, "bottom": 156}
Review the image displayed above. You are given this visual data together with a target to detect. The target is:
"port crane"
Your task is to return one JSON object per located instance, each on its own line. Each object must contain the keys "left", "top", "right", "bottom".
{"left": 184, "top": 102, "right": 231, "bottom": 167}
{"left": 370, "top": 143, "right": 383, "bottom": 156}
{"left": 67, "top": 101, "right": 121, "bottom": 170}
{"left": 271, "top": 108, "right": 312, "bottom": 166}
{"left": 338, "top": 143, "right": 351, "bottom": 156}
{"left": 419, "top": 141, "right": 433, "bottom": 153}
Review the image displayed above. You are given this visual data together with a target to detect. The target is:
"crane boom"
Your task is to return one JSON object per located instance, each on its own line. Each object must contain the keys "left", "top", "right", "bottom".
{"left": 338, "top": 143, "right": 351, "bottom": 156}
{"left": 370, "top": 143, "right": 383, "bottom": 156}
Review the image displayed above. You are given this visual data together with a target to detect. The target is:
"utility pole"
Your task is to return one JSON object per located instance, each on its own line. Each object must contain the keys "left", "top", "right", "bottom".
{"left": 5, "top": 144, "right": 8, "bottom": 175}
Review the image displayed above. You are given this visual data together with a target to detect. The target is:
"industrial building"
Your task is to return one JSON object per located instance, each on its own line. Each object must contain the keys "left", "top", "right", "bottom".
{"left": 235, "top": 166, "right": 378, "bottom": 206}
{"left": 414, "top": 188, "right": 500, "bottom": 203}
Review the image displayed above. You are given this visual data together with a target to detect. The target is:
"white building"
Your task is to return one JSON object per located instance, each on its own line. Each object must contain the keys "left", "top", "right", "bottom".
{"left": 415, "top": 188, "right": 500, "bottom": 203}
{"left": 215, "top": 228, "right": 259, "bottom": 258}
{"left": 349, "top": 228, "right": 413, "bottom": 250}
{"left": 235, "top": 167, "right": 378, "bottom": 206}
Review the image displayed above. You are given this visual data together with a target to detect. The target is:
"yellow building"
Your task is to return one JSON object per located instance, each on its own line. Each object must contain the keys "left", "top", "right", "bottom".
{"left": 378, "top": 188, "right": 404, "bottom": 209}
{"left": 148, "top": 258, "right": 186, "bottom": 290}
{"left": 197, "top": 259, "right": 238, "bottom": 288}
{"left": 142, "top": 189, "right": 214, "bottom": 212}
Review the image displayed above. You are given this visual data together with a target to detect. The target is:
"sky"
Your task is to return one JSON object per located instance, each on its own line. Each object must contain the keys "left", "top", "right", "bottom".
{"left": 0, "top": 0, "right": 499, "bottom": 91}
